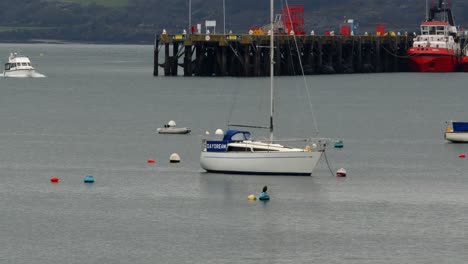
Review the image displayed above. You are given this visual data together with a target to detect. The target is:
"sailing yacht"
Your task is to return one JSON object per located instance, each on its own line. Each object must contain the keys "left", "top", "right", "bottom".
{"left": 199, "top": 0, "right": 327, "bottom": 176}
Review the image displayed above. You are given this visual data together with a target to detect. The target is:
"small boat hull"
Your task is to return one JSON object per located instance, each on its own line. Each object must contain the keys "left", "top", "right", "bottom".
{"left": 445, "top": 132, "right": 468, "bottom": 143}
{"left": 407, "top": 50, "right": 460, "bottom": 72}
{"left": 2, "top": 69, "right": 37, "bottom": 77}
{"left": 200, "top": 150, "right": 322, "bottom": 176}
{"left": 157, "top": 127, "right": 191, "bottom": 134}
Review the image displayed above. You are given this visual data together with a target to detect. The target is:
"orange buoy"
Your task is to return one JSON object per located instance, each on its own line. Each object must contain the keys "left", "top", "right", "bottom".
{"left": 147, "top": 158, "right": 155, "bottom": 163}
{"left": 50, "top": 176, "right": 59, "bottom": 183}
{"left": 459, "top": 153, "right": 466, "bottom": 158}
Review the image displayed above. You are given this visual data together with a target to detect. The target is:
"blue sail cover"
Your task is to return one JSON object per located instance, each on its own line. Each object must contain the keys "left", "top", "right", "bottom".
{"left": 452, "top": 122, "right": 468, "bottom": 132}
{"left": 206, "top": 130, "right": 251, "bottom": 152}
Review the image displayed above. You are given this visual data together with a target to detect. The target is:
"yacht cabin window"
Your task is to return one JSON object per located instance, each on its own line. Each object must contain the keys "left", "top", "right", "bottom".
{"left": 231, "top": 132, "right": 251, "bottom": 141}
{"left": 227, "top": 146, "right": 251, "bottom": 152}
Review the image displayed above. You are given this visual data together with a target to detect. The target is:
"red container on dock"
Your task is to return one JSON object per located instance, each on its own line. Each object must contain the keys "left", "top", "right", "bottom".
{"left": 340, "top": 25, "right": 351, "bottom": 36}
{"left": 376, "top": 23, "right": 385, "bottom": 36}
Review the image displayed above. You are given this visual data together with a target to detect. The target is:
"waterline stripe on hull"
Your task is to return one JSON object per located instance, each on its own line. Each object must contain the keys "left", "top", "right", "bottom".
{"left": 202, "top": 155, "right": 313, "bottom": 159}
{"left": 205, "top": 170, "right": 311, "bottom": 176}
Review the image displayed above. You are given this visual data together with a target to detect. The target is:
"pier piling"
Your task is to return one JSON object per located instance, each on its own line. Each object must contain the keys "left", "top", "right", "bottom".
{"left": 154, "top": 34, "right": 413, "bottom": 76}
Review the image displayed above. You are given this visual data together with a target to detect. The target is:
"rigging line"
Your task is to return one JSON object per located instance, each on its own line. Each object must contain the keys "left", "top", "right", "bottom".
{"left": 323, "top": 151, "right": 335, "bottom": 177}
{"left": 283, "top": 0, "right": 320, "bottom": 137}
{"left": 226, "top": 77, "right": 241, "bottom": 128}
{"left": 380, "top": 44, "right": 419, "bottom": 58}
{"left": 228, "top": 42, "right": 245, "bottom": 66}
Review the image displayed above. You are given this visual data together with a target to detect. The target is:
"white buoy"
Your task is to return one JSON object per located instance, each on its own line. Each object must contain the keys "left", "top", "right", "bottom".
{"left": 336, "top": 168, "right": 347, "bottom": 177}
{"left": 215, "top": 129, "right": 224, "bottom": 135}
{"left": 170, "top": 153, "right": 181, "bottom": 163}
{"left": 168, "top": 120, "right": 176, "bottom": 127}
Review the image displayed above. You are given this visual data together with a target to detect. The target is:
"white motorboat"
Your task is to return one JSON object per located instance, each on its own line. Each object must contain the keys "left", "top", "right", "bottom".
{"left": 157, "top": 120, "right": 191, "bottom": 134}
{"left": 2, "top": 52, "right": 45, "bottom": 77}
{"left": 445, "top": 120, "right": 468, "bottom": 143}
{"left": 199, "top": 0, "right": 329, "bottom": 176}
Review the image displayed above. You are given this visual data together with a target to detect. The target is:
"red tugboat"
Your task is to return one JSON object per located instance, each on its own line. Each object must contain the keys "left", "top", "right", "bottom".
{"left": 407, "top": 0, "right": 462, "bottom": 72}
{"left": 462, "top": 46, "right": 468, "bottom": 72}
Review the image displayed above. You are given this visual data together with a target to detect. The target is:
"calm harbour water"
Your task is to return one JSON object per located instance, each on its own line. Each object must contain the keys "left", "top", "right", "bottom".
{"left": 0, "top": 43, "right": 468, "bottom": 263}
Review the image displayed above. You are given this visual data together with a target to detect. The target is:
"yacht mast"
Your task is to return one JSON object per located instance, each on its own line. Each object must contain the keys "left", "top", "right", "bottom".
{"left": 269, "top": 0, "right": 274, "bottom": 141}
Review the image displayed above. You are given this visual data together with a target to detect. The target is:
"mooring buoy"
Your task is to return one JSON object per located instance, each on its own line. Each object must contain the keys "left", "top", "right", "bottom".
{"left": 336, "top": 168, "right": 347, "bottom": 177}
{"left": 247, "top": 194, "right": 257, "bottom": 201}
{"left": 334, "top": 140, "right": 344, "bottom": 148}
{"left": 169, "top": 153, "right": 181, "bottom": 163}
{"left": 84, "top": 175, "right": 95, "bottom": 183}
{"left": 50, "top": 176, "right": 59, "bottom": 183}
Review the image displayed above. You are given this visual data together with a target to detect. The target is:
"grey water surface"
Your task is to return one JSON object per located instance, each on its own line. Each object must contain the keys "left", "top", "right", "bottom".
{"left": 0, "top": 43, "right": 467, "bottom": 264}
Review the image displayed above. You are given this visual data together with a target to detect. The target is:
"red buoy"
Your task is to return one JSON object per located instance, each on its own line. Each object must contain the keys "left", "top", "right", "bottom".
{"left": 459, "top": 153, "right": 466, "bottom": 158}
{"left": 147, "top": 158, "right": 155, "bottom": 163}
{"left": 50, "top": 176, "right": 59, "bottom": 183}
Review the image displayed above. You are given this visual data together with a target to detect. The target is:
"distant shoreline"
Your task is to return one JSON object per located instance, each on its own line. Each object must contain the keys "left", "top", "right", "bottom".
{"left": 0, "top": 39, "right": 153, "bottom": 45}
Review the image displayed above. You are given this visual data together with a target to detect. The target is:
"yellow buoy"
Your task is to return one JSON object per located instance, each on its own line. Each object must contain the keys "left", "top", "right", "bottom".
{"left": 247, "top": 194, "right": 257, "bottom": 201}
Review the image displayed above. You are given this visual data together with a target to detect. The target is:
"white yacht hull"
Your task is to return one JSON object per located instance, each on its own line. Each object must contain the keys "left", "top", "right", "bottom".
{"left": 2, "top": 69, "right": 44, "bottom": 78}
{"left": 200, "top": 150, "right": 322, "bottom": 176}
{"left": 445, "top": 132, "right": 468, "bottom": 143}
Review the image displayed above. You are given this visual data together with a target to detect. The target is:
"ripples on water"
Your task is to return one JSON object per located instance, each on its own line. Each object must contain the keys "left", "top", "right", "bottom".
{"left": 0, "top": 44, "right": 468, "bottom": 264}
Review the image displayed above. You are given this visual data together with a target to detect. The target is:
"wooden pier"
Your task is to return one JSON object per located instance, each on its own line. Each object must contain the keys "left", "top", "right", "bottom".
{"left": 153, "top": 33, "right": 413, "bottom": 77}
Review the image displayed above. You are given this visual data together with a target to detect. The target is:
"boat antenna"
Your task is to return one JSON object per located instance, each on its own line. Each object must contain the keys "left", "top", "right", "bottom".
{"left": 425, "top": 0, "right": 429, "bottom": 21}
{"left": 269, "top": 0, "right": 274, "bottom": 141}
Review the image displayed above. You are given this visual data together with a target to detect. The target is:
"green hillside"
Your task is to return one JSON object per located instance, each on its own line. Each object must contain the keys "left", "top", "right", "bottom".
{"left": 0, "top": 0, "right": 467, "bottom": 43}
{"left": 53, "top": 0, "right": 128, "bottom": 7}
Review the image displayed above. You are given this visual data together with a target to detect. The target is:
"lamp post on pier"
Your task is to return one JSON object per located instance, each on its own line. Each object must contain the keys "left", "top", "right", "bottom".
{"left": 189, "top": 0, "right": 192, "bottom": 33}
{"left": 223, "top": 0, "right": 226, "bottom": 34}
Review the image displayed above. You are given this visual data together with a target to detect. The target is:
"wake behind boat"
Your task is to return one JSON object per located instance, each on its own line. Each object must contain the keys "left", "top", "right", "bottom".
{"left": 2, "top": 52, "right": 46, "bottom": 77}
{"left": 200, "top": 0, "right": 330, "bottom": 176}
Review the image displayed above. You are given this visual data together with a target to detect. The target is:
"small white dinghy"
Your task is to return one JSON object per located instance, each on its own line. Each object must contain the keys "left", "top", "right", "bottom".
{"left": 157, "top": 120, "right": 191, "bottom": 134}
